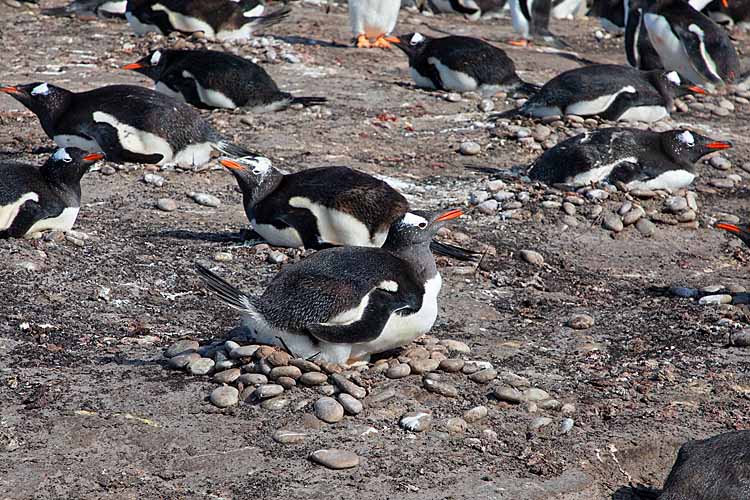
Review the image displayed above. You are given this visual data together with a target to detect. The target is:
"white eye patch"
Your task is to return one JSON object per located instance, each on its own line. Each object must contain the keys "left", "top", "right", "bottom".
{"left": 246, "top": 156, "right": 273, "bottom": 175}
{"left": 52, "top": 148, "right": 72, "bottom": 162}
{"left": 678, "top": 131, "right": 695, "bottom": 146}
{"left": 150, "top": 51, "right": 162, "bottom": 65}
{"left": 31, "top": 83, "right": 50, "bottom": 96}
{"left": 410, "top": 32, "right": 425, "bottom": 45}
{"left": 666, "top": 71, "right": 681, "bottom": 85}
{"left": 402, "top": 212, "right": 428, "bottom": 227}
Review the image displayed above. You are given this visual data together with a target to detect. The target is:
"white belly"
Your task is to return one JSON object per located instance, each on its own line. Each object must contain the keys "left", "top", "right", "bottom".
{"left": 510, "top": 0, "right": 530, "bottom": 38}
{"left": 242, "top": 4, "right": 264, "bottom": 17}
{"left": 617, "top": 105, "right": 668, "bottom": 122}
{"left": 289, "top": 196, "right": 386, "bottom": 247}
{"left": 348, "top": 0, "right": 400, "bottom": 38}
{"left": 126, "top": 11, "right": 163, "bottom": 35}
{"left": 216, "top": 23, "right": 256, "bottom": 42}
{"left": 551, "top": 0, "right": 582, "bottom": 19}
{"left": 410, "top": 67, "right": 436, "bottom": 89}
{"left": 172, "top": 142, "right": 215, "bottom": 168}
{"left": 644, "top": 13, "right": 705, "bottom": 85}
{"left": 27, "top": 207, "right": 80, "bottom": 234}
{"left": 182, "top": 70, "right": 237, "bottom": 109}
{"left": 154, "top": 81, "right": 186, "bottom": 102}
{"left": 100, "top": 0, "right": 126, "bottom": 14}
{"left": 565, "top": 86, "right": 636, "bottom": 117}
{"left": 350, "top": 274, "right": 442, "bottom": 358}
{"left": 92, "top": 111, "right": 175, "bottom": 165}
{"left": 569, "top": 157, "right": 637, "bottom": 186}
{"left": 0, "top": 193, "right": 38, "bottom": 231}
{"left": 252, "top": 218, "right": 305, "bottom": 248}
{"left": 428, "top": 57, "right": 478, "bottom": 92}
{"left": 152, "top": 4, "right": 216, "bottom": 36}
{"left": 626, "top": 170, "right": 695, "bottom": 190}
{"left": 53, "top": 134, "right": 103, "bottom": 153}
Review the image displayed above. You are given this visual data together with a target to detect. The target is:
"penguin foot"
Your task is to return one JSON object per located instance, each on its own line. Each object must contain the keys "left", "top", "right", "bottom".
{"left": 508, "top": 39, "right": 529, "bottom": 47}
{"left": 356, "top": 34, "right": 371, "bottom": 48}
{"left": 373, "top": 35, "right": 392, "bottom": 49}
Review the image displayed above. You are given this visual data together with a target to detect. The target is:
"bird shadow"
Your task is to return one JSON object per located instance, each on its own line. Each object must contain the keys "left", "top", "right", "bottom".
{"left": 611, "top": 485, "right": 660, "bottom": 500}
{"left": 273, "top": 35, "right": 350, "bottom": 48}
{"left": 150, "top": 229, "right": 246, "bottom": 243}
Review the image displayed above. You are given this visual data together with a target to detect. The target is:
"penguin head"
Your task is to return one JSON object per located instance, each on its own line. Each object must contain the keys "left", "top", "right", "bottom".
{"left": 219, "top": 156, "right": 280, "bottom": 203}
{"left": 661, "top": 130, "right": 732, "bottom": 164}
{"left": 715, "top": 221, "right": 750, "bottom": 248}
{"left": 386, "top": 209, "right": 463, "bottom": 248}
{"left": 385, "top": 33, "right": 430, "bottom": 60}
{"left": 651, "top": 71, "right": 706, "bottom": 110}
{"left": 0, "top": 83, "right": 72, "bottom": 124}
{"left": 122, "top": 50, "right": 169, "bottom": 80}
{"left": 42, "top": 148, "right": 104, "bottom": 185}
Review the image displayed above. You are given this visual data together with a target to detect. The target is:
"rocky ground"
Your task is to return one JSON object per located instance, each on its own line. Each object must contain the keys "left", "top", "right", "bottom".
{"left": 1, "top": 2, "right": 750, "bottom": 499}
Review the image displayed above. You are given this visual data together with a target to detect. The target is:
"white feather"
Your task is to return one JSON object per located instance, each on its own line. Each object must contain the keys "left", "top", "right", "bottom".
{"left": 347, "top": 0, "right": 400, "bottom": 38}
{"left": 288, "top": 196, "right": 387, "bottom": 247}
{"left": 0, "top": 193, "right": 38, "bottom": 231}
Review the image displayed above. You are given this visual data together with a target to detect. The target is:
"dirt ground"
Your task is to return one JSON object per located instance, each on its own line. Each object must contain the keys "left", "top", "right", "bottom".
{"left": 1, "top": 2, "right": 750, "bottom": 499}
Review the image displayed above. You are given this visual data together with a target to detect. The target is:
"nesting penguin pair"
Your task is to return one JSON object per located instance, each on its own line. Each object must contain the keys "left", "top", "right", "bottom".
{"left": 494, "top": 65, "right": 705, "bottom": 122}
{"left": 0, "top": 82, "right": 256, "bottom": 168}
{"left": 122, "top": 49, "right": 326, "bottom": 112}
{"left": 125, "top": 0, "right": 290, "bottom": 41}
{"left": 197, "top": 208, "right": 463, "bottom": 363}
{"left": 388, "top": 33, "right": 540, "bottom": 95}
{"left": 528, "top": 127, "right": 732, "bottom": 190}
{"left": 0, "top": 148, "right": 103, "bottom": 239}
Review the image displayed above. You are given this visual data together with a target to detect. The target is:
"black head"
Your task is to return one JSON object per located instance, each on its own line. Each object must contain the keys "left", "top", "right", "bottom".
{"left": 0, "top": 82, "right": 73, "bottom": 129}
{"left": 660, "top": 130, "right": 732, "bottom": 164}
{"left": 716, "top": 222, "right": 750, "bottom": 248}
{"left": 386, "top": 33, "right": 431, "bottom": 60}
{"left": 649, "top": 71, "right": 706, "bottom": 111}
{"left": 122, "top": 49, "right": 171, "bottom": 80}
{"left": 385, "top": 209, "right": 463, "bottom": 249}
{"left": 41, "top": 148, "right": 104, "bottom": 186}
{"left": 219, "top": 156, "right": 282, "bottom": 205}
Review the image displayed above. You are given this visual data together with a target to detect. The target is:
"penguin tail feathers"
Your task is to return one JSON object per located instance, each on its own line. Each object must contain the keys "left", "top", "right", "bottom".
{"left": 290, "top": 96, "right": 328, "bottom": 107}
{"left": 213, "top": 141, "right": 263, "bottom": 161}
{"left": 430, "top": 240, "right": 481, "bottom": 261}
{"left": 195, "top": 263, "right": 260, "bottom": 317}
{"left": 249, "top": 5, "right": 291, "bottom": 29}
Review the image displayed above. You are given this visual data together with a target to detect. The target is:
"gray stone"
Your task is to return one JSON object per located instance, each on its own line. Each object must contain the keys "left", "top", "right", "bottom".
{"left": 469, "top": 191, "right": 490, "bottom": 205}
{"left": 276, "top": 376, "right": 296, "bottom": 390}
{"left": 586, "top": 189, "right": 609, "bottom": 201}
{"left": 562, "top": 202, "right": 576, "bottom": 216}
{"left": 636, "top": 218, "right": 656, "bottom": 237}
{"left": 676, "top": 209, "right": 696, "bottom": 222}
{"left": 618, "top": 201, "right": 632, "bottom": 216}
{"left": 665, "top": 196, "right": 688, "bottom": 213}
{"left": 168, "top": 352, "right": 200, "bottom": 369}
{"left": 622, "top": 207, "right": 644, "bottom": 226}
{"left": 143, "top": 173, "right": 165, "bottom": 187}
{"left": 709, "top": 177, "right": 735, "bottom": 189}
{"left": 538, "top": 399, "right": 561, "bottom": 411}
{"left": 479, "top": 99, "right": 494, "bottom": 112}
{"left": 253, "top": 384, "right": 284, "bottom": 399}
{"left": 400, "top": 411, "right": 432, "bottom": 432}
{"left": 730, "top": 330, "right": 750, "bottom": 347}
{"left": 238, "top": 373, "right": 268, "bottom": 386}
{"left": 439, "top": 358, "right": 465, "bottom": 373}
{"left": 561, "top": 403, "right": 576, "bottom": 414}
{"left": 469, "top": 368, "right": 498, "bottom": 383}
{"left": 520, "top": 249, "right": 544, "bottom": 266}
{"left": 230, "top": 345, "right": 259, "bottom": 359}
{"left": 273, "top": 429, "right": 306, "bottom": 444}
{"left": 314, "top": 397, "right": 345, "bottom": 423}
{"left": 493, "top": 386, "right": 524, "bottom": 404}
{"left": 156, "top": 198, "right": 177, "bottom": 212}
{"left": 477, "top": 199, "right": 498, "bottom": 215}
{"left": 366, "top": 388, "right": 396, "bottom": 406}
{"left": 290, "top": 359, "right": 321, "bottom": 372}
{"left": 331, "top": 374, "right": 367, "bottom": 399}
{"left": 214, "top": 350, "right": 236, "bottom": 371}
{"left": 532, "top": 125, "right": 551, "bottom": 142}
{"left": 524, "top": 388, "right": 551, "bottom": 401}
{"left": 446, "top": 92, "right": 462, "bottom": 102}
{"left": 338, "top": 393, "right": 364, "bottom": 415}
{"left": 408, "top": 358, "right": 440, "bottom": 375}
{"left": 445, "top": 417, "right": 468, "bottom": 433}
{"left": 439, "top": 340, "right": 471, "bottom": 353}
{"left": 560, "top": 418, "right": 574, "bottom": 434}
{"left": 300, "top": 372, "right": 328, "bottom": 386}
{"left": 165, "top": 340, "right": 199, "bottom": 358}
{"left": 187, "top": 357, "right": 215, "bottom": 375}
{"left": 309, "top": 449, "right": 360, "bottom": 469}
{"left": 463, "top": 405, "right": 488, "bottom": 423}
{"left": 567, "top": 314, "right": 594, "bottom": 330}
{"left": 528, "top": 416, "right": 553, "bottom": 433}
{"left": 493, "top": 191, "right": 515, "bottom": 202}
{"left": 386, "top": 363, "right": 411, "bottom": 379}
{"left": 267, "top": 251, "right": 287, "bottom": 264}
{"left": 602, "top": 213, "right": 623, "bottom": 232}
{"left": 318, "top": 384, "right": 338, "bottom": 396}
{"left": 710, "top": 156, "right": 732, "bottom": 170}
{"left": 213, "top": 368, "right": 241, "bottom": 384}
{"left": 189, "top": 192, "right": 220, "bottom": 207}
{"left": 210, "top": 386, "right": 239, "bottom": 408}
{"left": 423, "top": 378, "right": 458, "bottom": 397}
{"left": 459, "top": 141, "right": 481, "bottom": 156}
{"left": 261, "top": 397, "right": 290, "bottom": 410}
{"left": 271, "top": 365, "right": 302, "bottom": 380}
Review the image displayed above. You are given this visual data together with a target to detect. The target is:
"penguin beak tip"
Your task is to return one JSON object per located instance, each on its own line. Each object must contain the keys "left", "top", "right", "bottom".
{"left": 435, "top": 209, "right": 463, "bottom": 222}
{"left": 0, "top": 86, "right": 20, "bottom": 94}
{"left": 219, "top": 158, "right": 246, "bottom": 171}
{"left": 688, "top": 85, "right": 707, "bottom": 95}
{"left": 121, "top": 63, "right": 144, "bottom": 71}
{"left": 716, "top": 222, "right": 740, "bottom": 234}
{"left": 707, "top": 141, "right": 732, "bottom": 150}
{"left": 83, "top": 153, "right": 105, "bottom": 162}
{"left": 384, "top": 36, "right": 400, "bottom": 44}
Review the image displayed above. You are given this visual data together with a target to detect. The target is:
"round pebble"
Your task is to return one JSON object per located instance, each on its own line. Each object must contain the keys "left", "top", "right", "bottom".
{"left": 314, "top": 397, "right": 344, "bottom": 423}
{"left": 290, "top": 359, "right": 321, "bottom": 372}
{"left": 423, "top": 378, "right": 458, "bottom": 398}
{"left": 469, "top": 368, "right": 498, "bottom": 384}
{"left": 300, "top": 372, "right": 328, "bottom": 386}
{"left": 338, "top": 393, "right": 364, "bottom": 415}
{"left": 271, "top": 365, "right": 302, "bottom": 380}
{"left": 730, "top": 330, "right": 750, "bottom": 347}
{"left": 477, "top": 199, "right": 498, "bottom": 214}
{"left": 524, "top": 388, "right": 551, "bottom": 401}
{"left": 445, "top": 417, "right": 468, "bottom": 433}
{"left": 636, "top": 218, "right": 656, "bottom": 237}
{"left": 165, "top": 340, "right": 199, "bottom": 358}
{"left": 238, "top": 373, "right": 268, "bottom": 386}
{"left": 698, "top": 294, "right": 732, "bottom": 305}
{"left": 187, "top": 357, "right": 215, "bottom": 375}
{"left": 602, "top": 213, "right": 623, "bottom": 232}
{"left": 213, "top": 368, "right": 241, "bottom": 384}
{"left": 261, "top": 397, "right": 290, "bottom": 410}
{"left": 210, "top": 386, "right": 239, "bottom": 408}
{"left": 276, "top": 376, "right": 296, "bottom": 390}
{"left": 493, "top": 386, "right": 523, "bottom": 404}
{"left": 459, "top": 141, "right": 481, "bottom": 156}
{"left": 439, "top": 358, "right": 465, "bottom": 373}
{"left": 560, "top": 418, "right": 575, "bottom": 434}
{"left": 331, "top": 374, "right": 367, "bottom": 399}
{"left": 567, "top": 314, "right": 594, "bottom": 330}
{"left": 309, "top": 449, "right": 360, "bottom": 469}
{"left": 168, "top": 352, "right": 200, "bottom": 369}
{"left": 156, "top": 198, "right": 177, "bottom": 212}
{"left": 189, "top": 192, "right": 220, "bottom": 207}
{"left": 528, "top": 416, "right": 553, "bottom": 433}
{"left": 409, "top": 358, "right": 440, "bottom": 375}
{"left": 230, "top": 345, "right": 259, "bottom": 359}
{"left": 254, "top": 384, "right": 284, "bottom": 399}
{"left": 520, "top": 249, "right": 544, "bottom": 266}
{"left": 267, "top": 351, "right": 291, "bottom": 366}
{"left": 386, "top": 363, "right": 411, "bottom": 379}
{"left": 439, "top": 340, "right": 471, "bottom": 353}
{"left": 463, "top": 405, "right": 488, "bottom": 423}
{"left": 273, "top": 429, "right": 306, "bottom": 444}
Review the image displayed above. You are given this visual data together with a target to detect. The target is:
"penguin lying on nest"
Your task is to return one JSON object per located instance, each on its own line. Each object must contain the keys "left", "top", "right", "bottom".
{"left": 196, "top": 209, "right": 463, "bottom": 364}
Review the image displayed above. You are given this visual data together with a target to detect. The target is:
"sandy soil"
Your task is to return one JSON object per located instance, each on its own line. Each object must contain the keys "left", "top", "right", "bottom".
{"left": 1, "top": 2, "right": 750, "bottom": 499}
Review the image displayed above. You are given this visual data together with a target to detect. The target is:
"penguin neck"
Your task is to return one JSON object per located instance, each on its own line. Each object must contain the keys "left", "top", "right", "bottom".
{"left": 239, "top": 168, "right": 284, "bottom": 207}
{"left": 42, "top": 169, "right": 84, "bottom": 206}
{"left": 33, "top": 92, "right": 73, "bottom": 137}
{"left": 386, "top": 241, "right": 438, "bottom": 285}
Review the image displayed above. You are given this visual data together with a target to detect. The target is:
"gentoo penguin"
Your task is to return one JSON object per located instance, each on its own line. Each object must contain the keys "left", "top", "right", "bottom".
{"left": 493, "top": 65, "right": 705, "bottom": 122}
{"left": 705, "top": 0, "right": 749, "bottom": 26}
{"left": 0, "top": 83, "right": 256, "bottom": 167}
{"left": 716, "top": 221, "right": 750, "bottom": 246}
{"left": 348, "top": 0, "right": 401, "bottom": 47}
{"left": 509, "top": 0, "right": 565, "bottom": 47}
{"left": 388, "top": 33, "right": 540, "bottom": 95}
{"left": 42, "top": 0, "right": 126, "bottom": 17}
{"left": 196, "top": 208, "right": 463, "bottom": 363}
{"left": 642, "top": 0, "right": 739, "bottom": 87}
{"left": 217, "top": 157, "right": 476, "bottom": 259}
{"left": 0, "top": 148, "right": 103, "bottom": 239}
{"left": 125, "top": 0, "right": 290, "bottom": 41}
{"left": 658, "top": 431, "right": 750, "bottom": 500}
{"left": 528, "top": 128, "right": 732, "bottom": 189}
{"left": 122, "top": 49, "right": 326, "bottom": 112}
{"left": 625, "top": 0, "right": 666, "bottom": 70}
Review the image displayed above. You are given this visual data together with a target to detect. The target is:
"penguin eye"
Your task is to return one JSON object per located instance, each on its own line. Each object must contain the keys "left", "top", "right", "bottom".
{"left": 62, "top": 157, "right": 72, "bottom": 163}
{"left": 418, "top": 222, "right": 427, "bottom": 229}
{"left": 252, "top": 168, "right": 264, "bottom": 175}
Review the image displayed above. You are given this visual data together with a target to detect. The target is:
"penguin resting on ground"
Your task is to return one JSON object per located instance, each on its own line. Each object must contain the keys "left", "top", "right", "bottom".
{"left": 122, "top": 49, "right": 326, "bottom": 112}
{"left": 42, "top": 0, "right": 126, "bottom": 18}
{"left": 0, "top": 82, "right": 257, "bottom": 168}
{"left": 388, "top": 32, "right": 540, "bottom": 95}
{"left": 196, "top": 208, "right": 463, "bottom": 364}
{"left": 348, "top": 0, "right": 401, "bottom": 47}
{"left": 527, "top": 128, "right": 732, "bottom": 189}
{"left": 492, "top": 65, "right": 705, "bottom": 122}
{"left": 0, "top": 148, "right": 103, "bottom": 239}
{"left": 217, "top": 156, "right": 477, "bottom": 260}
{"left": 125, "top": 0, "right": 290, "bottom": 41}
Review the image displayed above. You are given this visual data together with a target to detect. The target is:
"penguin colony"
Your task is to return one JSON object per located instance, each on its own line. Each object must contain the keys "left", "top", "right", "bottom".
{"left": 1, "top": 0, "right": 749, "bottom": 495}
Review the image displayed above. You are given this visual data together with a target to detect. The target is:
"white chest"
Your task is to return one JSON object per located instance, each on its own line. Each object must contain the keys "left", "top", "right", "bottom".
{"left": 27, "top": 207, "right": 80, "bottom": 235}
{"left": 251, "top": 218, "right": 305, "bottom": 248}
{"left": 100, "top": 0, "right": 127, "bottom": 14}
{"left": 570, "top": 156, "right": 638, "bottom": 186}
{"left": 152, "top": 4, "right": 216, "bottom": 36}
{"left": 410, "top": 67, "right": 436, "bottom": 89}
{"left": 428, "top": 58, "right": 478, "bottom": 92}
{"left": 617, "top": 105, "right": 668, "bottom": 123}
{"left": 348, "top": 0, "right": 400, "bottom": 37}
{"left": 0, "top": 192, "right": 39, "bottom": 231}
{"left": 565, "top": 86, "right": 636, "bottom": 117}
{"left": 182, "top": 70, "right": 237, "bottom": 109}
{"left": 510, "top": 0, "right": 530, "bottom": 37}
{"left": 626, "top": 169, "right": 695, "bottom": 190}
{"left": 289, "top": 196, "right": 385, "bottom": 247}
{"left": 154, "top": 81, "right": 186, "bottom": 103}
{"left": 92, "top": 111, "right": 175, "bottom": 165}
{"left": 644, "top": 14, "right": 705, "bottom": 85}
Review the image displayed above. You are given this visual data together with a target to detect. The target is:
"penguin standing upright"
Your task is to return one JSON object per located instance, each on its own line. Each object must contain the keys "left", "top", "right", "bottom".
{"left": 625, "top": 0, "right": 665, "bottom": 70}
{"left": 528, "top": 127, "right": 732, "bottom": 189}
{"left": 122, "top": 49, "right": 326, "bottom": 112}
{"left": 196, "top": 208, "right": 463, "bottom": 363}
{"left": 0, "top": 82, "right": 258, "bottom": 168}
{"left": 388, "top": 33, "right": 540, "bottom": 94}
{"left": 348, "top": 0, "right": 401, "bottom": 48}
{"left": 0, "top": 148, "right": 103, "bottom": 239}
{"left": 509, "top": 0, "right": 564, "bottom": 47}
{"left": 125, "top": 0, "right": 290, "bottom": 41}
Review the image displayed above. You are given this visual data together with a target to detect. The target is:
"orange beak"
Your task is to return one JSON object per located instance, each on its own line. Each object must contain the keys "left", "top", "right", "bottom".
{"left": 83, "top": 153, "right": 105, "bottom": 162}
{"left": 0, "top": 86, "right": 20, "bottom": 94}
{"left": 688, "top": 85, "right": 707, "bottom": 95}
{"left": 716, "top": 222, "right": 740, "bottom": 234}
{"left": 722, "top": 0, "right": 728, "bottom": 8}
{"left": 121, "top": 63, "right": 145, "bottom": 70}
{"left": 707, "top": 141, "right": 732, "bottom": 150}
{"left": 434, "top": 209, "right": 463, "bottom": 222}
{"left": 219, "top": 158, "right": 247, "bottom": 171}
{"left": 384, "top": 36, "right": 400, "bottom": 43}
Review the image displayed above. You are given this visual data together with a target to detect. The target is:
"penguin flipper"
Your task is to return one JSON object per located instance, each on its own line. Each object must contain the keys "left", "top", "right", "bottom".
{"left": 2, "top": 200, "right": 48, "bottom": 238}
{"left": 83, "top": 122, "right": 164, "bottom": 165}
{"left": 671, "top": 24, "right": 724, "bottom": 84}
{"left": 289, "top": 96, "right": 328, "bottom": 107}
{"left": 429, "top": 240, "right": 480, "bottom": 261}
{"left": 195, "top": 263, "right": 260, "bottom": 316}
{"left": 245, "top": 5, "right": 291, "bottom": 30}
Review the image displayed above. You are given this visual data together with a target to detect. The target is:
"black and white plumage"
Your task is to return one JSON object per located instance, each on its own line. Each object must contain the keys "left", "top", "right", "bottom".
{"left": 509, "top": 0, "right": 566, "bottom": 46}
{"left": 125, "top": 0, "right": 290, "bottom": 41}
{"left": 658, "top": 431, "right": 750, "bottom": 500}
{"left": 122, "top": 49, "right": 325, "bottom": 112}
{"left": 588, "top": 0, "right": 627, "bottom": 33}
{"left": 0, "top": 148, "right": 103, "bottom": 239}
{"left": 196, "top": 208, "right": 463, "bottom": 363}
{"left": 528, "top": 127, "right": 732, "bottom": 190}
{"left": 0, "top": 83, "right": 257, "bottom": 168}
{"left": 716, "top": 221, "right": 750, "bottom": 247}
{"left": 625, "top": 0, "right": 666, "bottom": 70}
{"left": 494, "top": 65, "right": 705, "bottom": 122}
{"left": 42, "top": 0, "right": 126, "bottom": 18}
{"left": 389, "top": 33, "right": 540, "bottom": 94}
{"left": 218, "top": 157, "right": 476, "bottom": 259}
{"left": 423, "top": 0, "right": 490, "bottom": 20}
